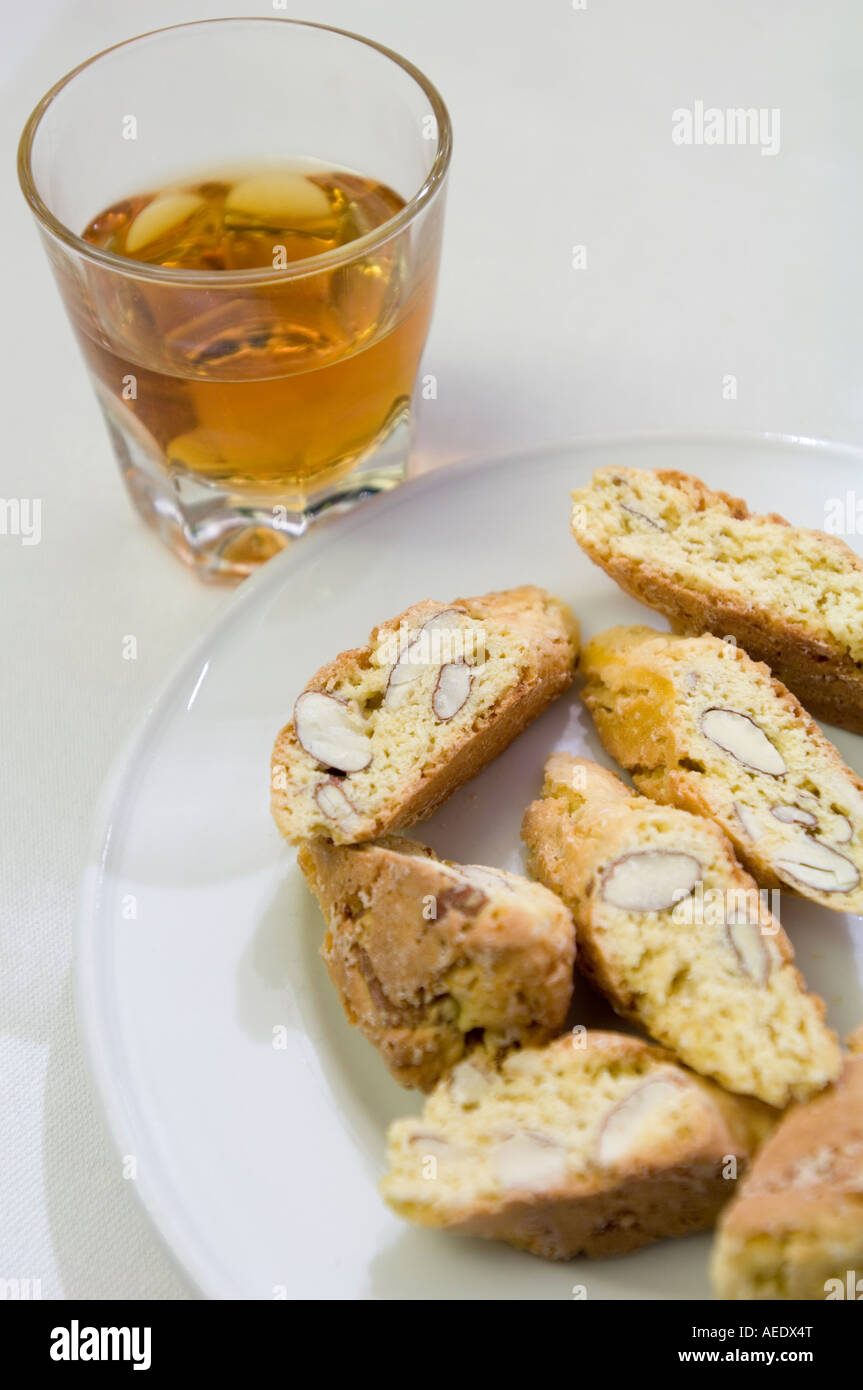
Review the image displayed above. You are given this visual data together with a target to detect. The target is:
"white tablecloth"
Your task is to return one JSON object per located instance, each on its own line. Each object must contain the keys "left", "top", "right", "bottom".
{"left": 3, "top": 0, "right": 862, "bottom": 1298}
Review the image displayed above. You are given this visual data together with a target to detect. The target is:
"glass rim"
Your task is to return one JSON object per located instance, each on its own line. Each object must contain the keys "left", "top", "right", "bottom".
{"left": 17, "top": 16, "right": 453, "bottom": 287}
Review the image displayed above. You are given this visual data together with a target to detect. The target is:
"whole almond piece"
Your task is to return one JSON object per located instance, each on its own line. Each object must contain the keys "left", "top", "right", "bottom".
{"left": 725, "top": 916, "right": 769, "bottom": 984}
{"left": 601, "top": 850, "right": 701, "bottom": 912}
{"left": 294, "top": 691, "right": 370, "bottom": 773}
{"left": 432, "top": 662, "right": 473, "bottom": 720}
{"left": 314, "top": 778, "right": 363, "bottom": 835}
{"left": 490, "top": 1133, "right": 568, "bottom": 1190}
{"left": 597, "top": 1078, "right": 685, "bottom": 1167}
{"left": 775, "top": 839, "right": 860, "bottom": 894}
{"left": 700, "top": 708, "right": 787, "bottom": 776}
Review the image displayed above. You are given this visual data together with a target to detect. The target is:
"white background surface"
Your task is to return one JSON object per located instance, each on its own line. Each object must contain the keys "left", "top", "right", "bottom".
{"left": 2, "top": 0, "right": 863, "bottom": 1299}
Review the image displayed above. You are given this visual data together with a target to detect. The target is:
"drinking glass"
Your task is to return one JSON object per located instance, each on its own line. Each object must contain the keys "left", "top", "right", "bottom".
{"left": 18, "top": 19, "right": 452, "bottom": 578}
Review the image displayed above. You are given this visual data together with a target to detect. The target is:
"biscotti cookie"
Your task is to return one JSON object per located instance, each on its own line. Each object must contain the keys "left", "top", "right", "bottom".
{"left": 522, "top": 756, "right": 841, "bottom": 1107}
{"left": 271, "top": 586, "right": 579, "bottom": 844}
{"left": 712, "top": 1053, "right": 863, "bottom": 1299}
{"left": 570, "top": 466, "right": 863, "bottom": 732}
{"left": 298, "top": 836, "right": 575, "bottom": 1090}
{"left": 381, "top": 1031, "right": 775, "bottom": 1260}
{"left": 581, "top": 626, "right": 863, "bottom": 914}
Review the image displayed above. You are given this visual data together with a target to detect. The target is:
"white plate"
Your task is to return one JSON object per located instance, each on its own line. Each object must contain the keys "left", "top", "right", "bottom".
{"left": 78, "top": 434, "right": 863, "bottom": 1300}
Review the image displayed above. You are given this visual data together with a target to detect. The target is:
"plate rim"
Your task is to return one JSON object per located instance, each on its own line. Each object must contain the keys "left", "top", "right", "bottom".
{"left": 75, "top": 429, "right": 863, "bottom": 1299}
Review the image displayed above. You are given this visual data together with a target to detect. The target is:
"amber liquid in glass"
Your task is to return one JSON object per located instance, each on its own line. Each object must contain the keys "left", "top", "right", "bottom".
{"left": 79, "top": 164, "right": 433, "bottom": 496}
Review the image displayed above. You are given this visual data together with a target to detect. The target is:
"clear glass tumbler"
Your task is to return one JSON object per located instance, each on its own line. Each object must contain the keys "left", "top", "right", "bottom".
{"left": 18, "top": 19, "right": 451, "bottom": 579}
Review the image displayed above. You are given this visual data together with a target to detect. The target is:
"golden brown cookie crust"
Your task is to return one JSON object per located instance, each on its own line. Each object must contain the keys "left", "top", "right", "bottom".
{"left": 712, "top": 1055, "right": 863, "bottom": 1299}
{"left": 299, "top": 835, "right": 575, "bottom": 1090}
{"left": 571, "top": 466, "right": 863, "bottom": 732}
{"left": 382, "top": 1031, "right": 775, "bottom": 1259}
{"left": 272, "top": 586, "right": 579, "bottom": 844}
{"left": 522, "top": 755, "right": 841, "bottom": 1107}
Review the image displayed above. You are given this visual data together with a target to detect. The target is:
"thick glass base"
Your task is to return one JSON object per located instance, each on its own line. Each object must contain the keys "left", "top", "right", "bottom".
{"left": 105, "top": 406, "right": 411, "bottom": 581}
